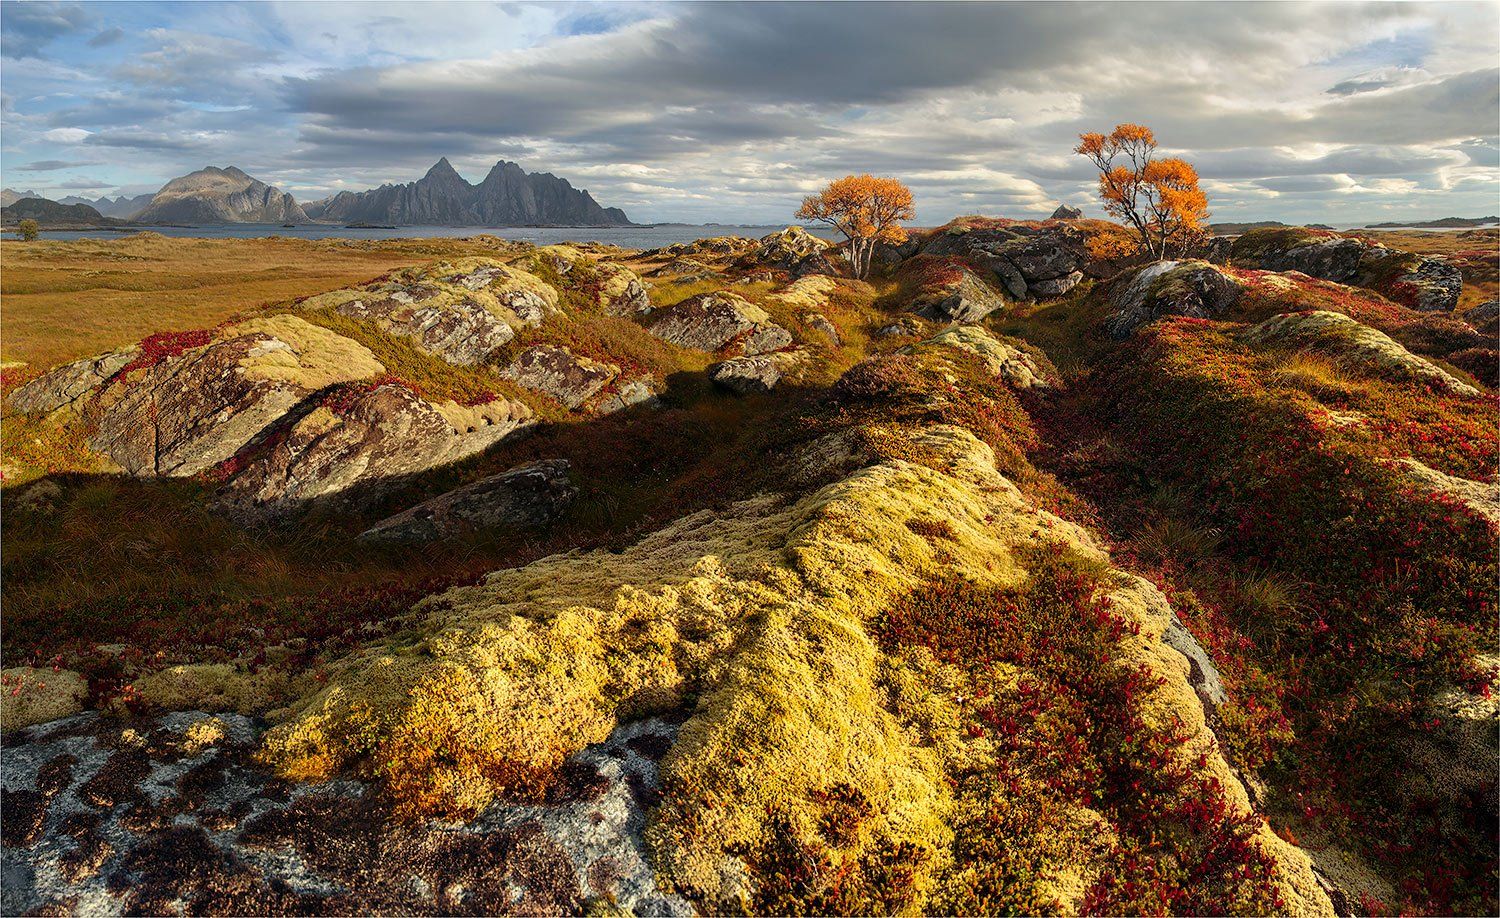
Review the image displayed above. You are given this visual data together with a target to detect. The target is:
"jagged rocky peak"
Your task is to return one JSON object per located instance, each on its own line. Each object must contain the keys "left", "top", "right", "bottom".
{"left": 314, "top": 158, "right": 632, "bottom": 226}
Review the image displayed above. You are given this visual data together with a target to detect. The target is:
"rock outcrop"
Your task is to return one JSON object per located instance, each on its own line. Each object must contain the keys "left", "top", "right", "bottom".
{"left": 360, "top": 459, "right": 576, "bottom": 542}
{"left": 134, "top": 167, "right": 308, "bottom": 224}
{"left": 88, "top": 317, "right": 384, "bottom": 478}
{"left": 739, "top": 227, "right": 833, "bottom": 276}
{"left": 906, "top": 263, "right": 1009, "bottom": 324}
{"left": 214, "top": 385, "right": 532, "bottom": 517}
{"left": 7, "top": 347, "right": 138, "bottom": 414}
{"left": 1104, "top": 260, "right": 1244, "bottom": 337}
{"left": 311, "top": 158, "right": 631, "bottom": 226}
{"left": 248, "top": 386, "right": 1334, "bottom": 914}
{"left": 1050, "top": 204, "right": 1084, "bottom": 220}
{"left": 298, "top": 257, "right": 558, "bottom": 366}
{"left": 502, "top": 345, "right": 620, "bottom": 410}
{"left": 901, "top": 325, "right": 1052, "bottom": 390}
{"left": 708, "top": 353, "right": 798, "bottom": 394}
{"left": 1231, "top": 228, "right": 1462, "bottom": 312}
{"left": 919, "top": 222, "right": 1103, "bottom": 300}
{"left": 646, "top": 292, "right": 792, "bottom": 355}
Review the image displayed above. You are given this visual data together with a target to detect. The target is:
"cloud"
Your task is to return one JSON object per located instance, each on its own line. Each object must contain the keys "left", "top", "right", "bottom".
{"left": 0, "top": 1, "right": 1495, "bottom": 223}
{"left": 13, "top": 158, "right": 97, "bottom": 171}
{"left": 0, "top": 1, "right": 91, "bottom": 58}
{"left": 87, "top": 27, "right": 125, "bottom": 48}
{"left": 41, "top": 127, "right": 91, "bottom": 142}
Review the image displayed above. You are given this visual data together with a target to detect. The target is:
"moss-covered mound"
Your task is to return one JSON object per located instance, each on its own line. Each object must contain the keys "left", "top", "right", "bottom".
{"left": 258, "top": 345, "right": 1331, "bottom": 914}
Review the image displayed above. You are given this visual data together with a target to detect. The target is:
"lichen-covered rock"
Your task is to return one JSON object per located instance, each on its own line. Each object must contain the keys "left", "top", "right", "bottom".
{"left": 215, "top": 385, "right": 532, "bottom": 516}
{"left": 909, "top": 264, "right": 1008, "bottom": 323}
{"left": 332, "top": 291, "right": 515, "bottom": 366}
{"left": 1231, "top": 229, "right": 1463, "bottom": 312}
{"left": 1463, "top": 299, "right": 1498, "bottom": 328}
{"left": 740, "top": 226, "right": 831, "bottom": 274}
{"left": 1104, "top": 260, "right": 1244, "bottom": 337}
{"left": 918, "top": 221, "right": 1108, "bottom": 300}
{"left": 1242, "top": 310, "right": 1480, "bottom": 396}
{"left": 502, "top": 345, "right": 619, "bottom": 410}
{"left": 88, "top": 316, "right": 385, "bottom": 477}
{"left": 1028, "top": 269, "right": 1085, "bottom": 298}
{"left": 708, "top": 354, "right": 785, "bottom": 394}
{"left": 298, "top": 257, "right": 560, "bottom": 364}
{"left": 646, "top": 291, "right": 792, "bottom": 355}
{"left": 766, "top": 274, "right": 839, "bottom": 313}
{"left": 6, "top": 346, "right": 137, "bottom": 414}
{"left": 0, "top": 711, "right": 690, "bottom": 915}
{"left": 649, "top": 258, "right": 712, "bottom": 277}
{"left": 801, "top": 312, "right": 842, "bottom": 347}
{"left": 901, "top": 325, "right": 1052, "bottom": 389}
{"left": 360, "top": 459, "right": 576, "bottom": 542}
{"left": 646, "top": 236, "right": 755, "bottom": 259}
{"left": 594, "top": 376, "right": 660, "bottom": 415}
{"left": 595, "top": 262, "right": 652, "bottom": 316}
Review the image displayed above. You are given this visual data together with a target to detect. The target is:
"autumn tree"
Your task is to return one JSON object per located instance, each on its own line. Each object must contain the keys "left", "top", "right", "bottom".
{"left": 796, "top": 174, "right": 914, "bottom": 279}
{"left": 16, "top": 218, "right": 39, "bottom": 242}
{"left": 1075, "top": 124, "right": 1209, "bottom": 260}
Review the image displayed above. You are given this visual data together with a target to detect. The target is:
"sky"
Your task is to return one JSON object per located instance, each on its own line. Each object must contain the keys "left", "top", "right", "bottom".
{"left": 1, "top": 0, "right": 1497, "bottom": 225}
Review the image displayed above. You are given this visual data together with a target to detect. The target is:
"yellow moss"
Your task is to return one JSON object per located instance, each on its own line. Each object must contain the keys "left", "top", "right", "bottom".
{"left": 182, "top": 715, "right": 228, "bottom": 753}
{"left": 432, "top": 397, "right": 534, "bottom": 435}
{"left": 258, "top": 417, "right": 1331, "bottom": 913}
{"left": 133, "top": 662, "right": 299, "bottom": 714}
{"left": 226, "top": 314, "right": 385, "bottom": 389}
{"left": 0, "top": 666, "right": 88, "bottom": 731}
{"left": 767, "top": 274, "right": 840, "bottom": 312}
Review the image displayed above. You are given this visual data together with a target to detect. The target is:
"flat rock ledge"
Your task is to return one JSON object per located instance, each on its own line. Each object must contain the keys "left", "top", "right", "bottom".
{"left": 0, "top": 711, "right": 689, "bottom": 916}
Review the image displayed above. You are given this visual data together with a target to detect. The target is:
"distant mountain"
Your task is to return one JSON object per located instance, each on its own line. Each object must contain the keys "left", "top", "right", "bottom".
{"left": 134, "top": 166, "right": 308, "bottom": 224}
{"left": 1, "top": 197, "right": 127, "bottom": 227}
{"left": 310, "top": 158, "right": 632, "bottom": 226}
{"left": 58, "top": 193, "right": 156, "bottom": 220}
{"left": 1209, "top": 220, "right": 1334, "bottom": 234}
{"left": 1, "top": 188, "right": 43, "bottom": 207}
{"left": 1365, "top": 215, "right": 1499, "bottom": 229}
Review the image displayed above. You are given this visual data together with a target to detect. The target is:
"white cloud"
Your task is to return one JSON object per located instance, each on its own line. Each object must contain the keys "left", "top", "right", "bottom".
{"left": 41, "top": 127, "right": 91, "bottom": 142}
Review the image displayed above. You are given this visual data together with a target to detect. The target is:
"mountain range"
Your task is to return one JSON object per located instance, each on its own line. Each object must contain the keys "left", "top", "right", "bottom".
{"left": 304, "top": 158, "right": 631, "bottom": 226}
{"left": 57, "top": 192, "right": 159, "bottom": 219}
{"left": 2, "top": 159, "right": 631, "bottom": 226}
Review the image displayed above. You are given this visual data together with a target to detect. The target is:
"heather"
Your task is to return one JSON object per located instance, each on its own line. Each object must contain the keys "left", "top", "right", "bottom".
{"left": 2, "top": 219, "right": 1494, "bottom": 915}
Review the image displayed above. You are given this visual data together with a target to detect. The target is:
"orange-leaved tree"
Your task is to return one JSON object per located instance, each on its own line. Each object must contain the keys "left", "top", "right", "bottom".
{"left": 1075, "top": 124, "right": 1209, "bottom": 260}
{"left": 796, "top": 174, "right": 914, "bottom": 279}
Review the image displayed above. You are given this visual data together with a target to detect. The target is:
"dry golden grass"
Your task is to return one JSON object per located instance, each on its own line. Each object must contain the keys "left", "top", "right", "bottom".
{"left": 0, "top": 233, "right": 524, "bottom": 369}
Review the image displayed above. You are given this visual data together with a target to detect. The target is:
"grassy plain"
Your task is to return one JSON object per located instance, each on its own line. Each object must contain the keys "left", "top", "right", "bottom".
{"left": 0, "top": 233, "right": 522, "bottom": 369}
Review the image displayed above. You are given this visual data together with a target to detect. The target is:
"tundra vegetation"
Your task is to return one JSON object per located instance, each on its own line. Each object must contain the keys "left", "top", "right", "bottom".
{"left": 0, "top": 165, "right": 1494, "bottom": 914}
